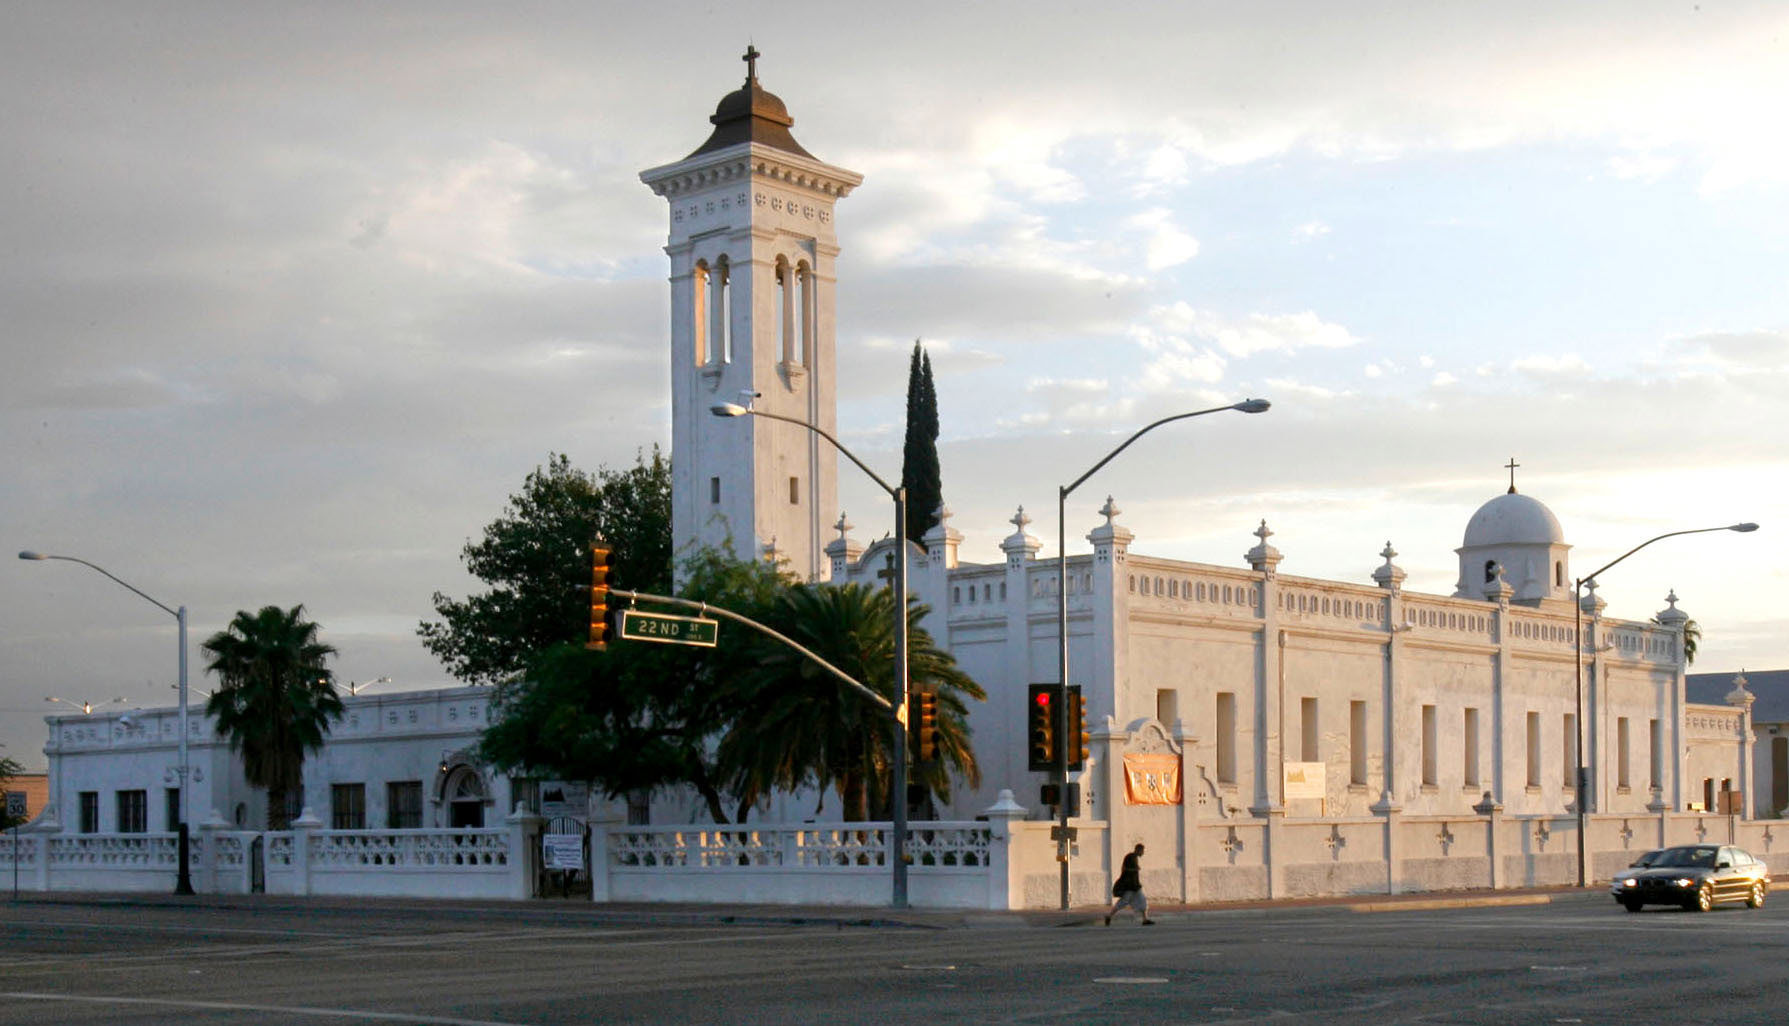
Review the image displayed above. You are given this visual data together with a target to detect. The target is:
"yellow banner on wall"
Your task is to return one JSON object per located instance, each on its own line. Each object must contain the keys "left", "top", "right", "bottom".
{"left": 1123, "top": 753, "right": 1182, "bottom": 805}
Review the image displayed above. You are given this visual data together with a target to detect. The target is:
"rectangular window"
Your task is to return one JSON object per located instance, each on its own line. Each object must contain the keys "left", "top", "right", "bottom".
{"left": 331, "top": 783, "right": 367, "bottom": 830}
{"left": 116, "top": 790, "right": 147, "bottom": 834}
{"left": 1618, "top": 717, "right": 1632, "bottom": 790}
{"left": 79, "top": 791, "right": 99, "bottom": 834}
{"left": 1526, "top": 712, "right": 1542, "bottom": 788}
{"left": 387, "top": 781, "right": 423, "bottom": 829}
{"left": 1300, "top": 697, "right": 1319, "bottom": 763}
{"left": 1349, "top": 700, "right": 1368, "bottom": 785}
{"left": 1563, "top": 713, "right": 1577, "bottom": 788}
{"left": 1421, "top": 704, "right": 1437, "bottom": 786}
{"left": 789, "top": 475, "right": 800, "bottom": 505}
{"left": 709, "top": 477, "right": 720, "bottom": 504}
{"left": 165, "top": 787, "right": 181, "bottom": 831}
{"left": 1155, "top": 688, "right": 1178, "bottom": 728}
{"left": 1650, "top": 718, "right": 1663, "bottom": 789}
{"left": 1463, "top": 707, "right": 1480, "bottom": 787}
{"left": 1216, "top": 692, "right": 1237, "bottom": 784}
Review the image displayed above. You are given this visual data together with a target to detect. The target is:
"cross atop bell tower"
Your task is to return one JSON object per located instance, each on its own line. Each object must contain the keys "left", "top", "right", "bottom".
{"left": 641, "top": 52, "right": 863, "bottom": 580}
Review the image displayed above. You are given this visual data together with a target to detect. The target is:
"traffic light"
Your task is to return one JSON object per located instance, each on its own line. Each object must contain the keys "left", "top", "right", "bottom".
{"left": 587, "top": 542, "right": 614, "bottom": 650}
{"left": 913, "top": 690, "right": 939, "bottom": 762}
{"left": 1027, "top": 685, "right": 1056, "bottom": 771}
{"left": 1067, "top": 686, "right": 1090, "bottom": 770}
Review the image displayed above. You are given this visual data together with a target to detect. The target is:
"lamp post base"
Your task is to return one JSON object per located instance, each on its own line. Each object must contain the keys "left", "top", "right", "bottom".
{"left": 174, "top": 823, "right": 195, "bottom": 896}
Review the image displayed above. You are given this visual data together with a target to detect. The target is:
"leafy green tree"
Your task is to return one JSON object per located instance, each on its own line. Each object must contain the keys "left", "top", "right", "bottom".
{"left": 718, "top": 582, "right": 983, "bottom": 821}
{"left": 201, "top": 605, "right": 341, "bottom": 830}
{"left": 479, "top": 548, "right": 792, "bottom": 823}
{"left": 420, "top": 449, "right": 671, "bottom": 685}
{"left": 0, "top": 755, "right": 24, "bottom": 829}
{"left": 900, "top": 340, "right": 943, "bottom": 544}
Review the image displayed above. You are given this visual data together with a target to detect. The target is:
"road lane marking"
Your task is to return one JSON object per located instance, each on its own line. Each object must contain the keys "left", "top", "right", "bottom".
{"left": 1094, "top": 976, "right": 1169, "bottom": 984}
{"left": 0, "top": 992, "right": 534, "bottom": 1026}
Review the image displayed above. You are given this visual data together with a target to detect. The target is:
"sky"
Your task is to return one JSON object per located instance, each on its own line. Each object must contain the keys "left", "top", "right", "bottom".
{"left": 4, "top": 1, "right": 1786, "bottom": 769}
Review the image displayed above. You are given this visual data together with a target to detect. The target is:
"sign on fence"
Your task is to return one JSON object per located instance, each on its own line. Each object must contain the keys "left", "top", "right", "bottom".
{"left": 4, "top": 792, "right": 23, "bottom": 821}
{"left": 620, "top": 610, "right": 719, "bottom": 647}
{"left": 542, "top": 833, "right": 585, "bottom": 871}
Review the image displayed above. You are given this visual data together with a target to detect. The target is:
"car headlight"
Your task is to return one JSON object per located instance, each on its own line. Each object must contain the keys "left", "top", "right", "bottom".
{"left": 1674, "top": 877, "right": 1695, "bottom": 887}
{"left": 1621, "top": 879, "right": 1637, "bottom": 888}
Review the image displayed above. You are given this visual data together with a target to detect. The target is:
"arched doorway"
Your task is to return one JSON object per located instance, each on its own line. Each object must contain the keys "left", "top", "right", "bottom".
{"left": 441, "top": 765, "right": 488, "bottom": 828}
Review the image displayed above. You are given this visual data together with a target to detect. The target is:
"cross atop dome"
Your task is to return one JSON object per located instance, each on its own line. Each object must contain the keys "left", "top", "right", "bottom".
{"left": 742, "top": 44, "right": 760, "bottom": 83}
{"left": 1506, "top": 457, "right": 1520, "bottom": 494}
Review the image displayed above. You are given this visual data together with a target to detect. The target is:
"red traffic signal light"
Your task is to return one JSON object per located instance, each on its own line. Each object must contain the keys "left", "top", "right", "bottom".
{"left": 588, "top": 542, "right": 615, "bottom": 650}
{"left": 1027, "top": 684, "right": 1056, "bottom": 771}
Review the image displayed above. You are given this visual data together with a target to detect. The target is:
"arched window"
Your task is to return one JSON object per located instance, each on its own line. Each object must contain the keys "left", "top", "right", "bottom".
{"left": 1555, "top": 561, "right": 1564, "bottom": 588}
{"left": 796, "top": 260, "right": 813, "bottom": 366}
{"left": 1484, "top": 559, "right": 1498, "bottom": 584}
{"left": 692, "top": 261, "right": 709, "bottom": 366}
{"left": 712, "top": 257, "right": 731, "bottom": 364}
{"left": 775, "top": 257, "right": 793, "bottom": 364}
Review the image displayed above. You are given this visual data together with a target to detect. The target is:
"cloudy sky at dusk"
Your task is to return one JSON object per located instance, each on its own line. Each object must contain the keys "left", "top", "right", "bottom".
{"left": 4, "top": 2, "right": 1785, "bottom": 767}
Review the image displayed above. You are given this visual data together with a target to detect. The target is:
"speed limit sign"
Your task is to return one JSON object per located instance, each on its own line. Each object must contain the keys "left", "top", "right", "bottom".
{"left": 5, "top": 792, "right": 24, "bottom": 820}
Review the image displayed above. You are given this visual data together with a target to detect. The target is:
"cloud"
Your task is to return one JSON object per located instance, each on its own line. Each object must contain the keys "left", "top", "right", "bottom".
{"left": 1126, "top": 207, "right": 1201, "bottom": 270}
{"left": 1149, "top": 303, "right": 1361, "bottom": 358}
{"left": 1292, "top": 220, "right": 1331, "bottom": 242}
{"left": 1510, "top": 354, "right": 1592, "bottom": 378}
{"left": 1674, "top": 330, "right": 1789, "bottom": 369}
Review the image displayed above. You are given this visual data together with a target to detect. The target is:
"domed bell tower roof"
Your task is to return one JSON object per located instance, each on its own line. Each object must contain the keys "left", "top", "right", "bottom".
{"left": 686, "top": 46, "right": 814, "bottom": 160}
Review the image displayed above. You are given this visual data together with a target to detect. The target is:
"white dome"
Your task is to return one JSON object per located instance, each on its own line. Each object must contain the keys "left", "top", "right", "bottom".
{"left": 1462, "top": 492, "right": 1565, "bottom": 548}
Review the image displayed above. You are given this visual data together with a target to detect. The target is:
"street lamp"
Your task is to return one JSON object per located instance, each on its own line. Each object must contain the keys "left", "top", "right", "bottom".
{"left": 1570, "top": 521, "right": 1758, "bottom": 887}
{"left": 710, "top": 400, "right": 913, "bottom": 908}
{"left": 19, "top": 550, "right": 195, "bottom": 895}
{"left": 1054, "top": 398, "right": 1270, "bottom": 910}
{"left": 44, "top": 696, "right": 126, "bottom": 714}
{"left": 347, "top": 676, "right": 393, "bottom": 697}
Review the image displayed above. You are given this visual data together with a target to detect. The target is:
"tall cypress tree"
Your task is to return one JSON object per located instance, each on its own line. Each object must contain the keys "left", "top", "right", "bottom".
{"left": 900, "top": 339, "right": 943, "bottom": 543}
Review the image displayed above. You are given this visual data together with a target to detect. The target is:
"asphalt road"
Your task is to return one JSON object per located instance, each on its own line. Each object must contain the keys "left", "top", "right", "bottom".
{"left": 3, "top": 891, "right": 1785, "bottom": 1025}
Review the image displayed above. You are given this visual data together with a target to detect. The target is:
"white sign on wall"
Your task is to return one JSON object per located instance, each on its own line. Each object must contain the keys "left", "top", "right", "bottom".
{"left": 1284, "top": 762, "right": 1326, "bottom": 800}
{"left": 540, "top": 780, "right": 589, "bottom": 821}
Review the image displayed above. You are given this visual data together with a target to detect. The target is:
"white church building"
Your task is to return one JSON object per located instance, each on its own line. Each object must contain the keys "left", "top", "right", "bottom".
{"left": 10, "top": 53, "right": 1768, "bottom": 908}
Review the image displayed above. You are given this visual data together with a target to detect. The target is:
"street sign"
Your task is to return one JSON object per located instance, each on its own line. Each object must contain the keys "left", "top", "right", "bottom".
{"left": 620, "top": 610, "right": 719, "bottom": 647}
{"left": 4, "top": 792, "right": 23, "bottom": 820}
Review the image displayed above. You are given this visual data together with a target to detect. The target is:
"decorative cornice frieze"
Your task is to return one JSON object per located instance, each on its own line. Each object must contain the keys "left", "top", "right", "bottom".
{"left": 641, "top": 143, "right": 863, "bottom": 200}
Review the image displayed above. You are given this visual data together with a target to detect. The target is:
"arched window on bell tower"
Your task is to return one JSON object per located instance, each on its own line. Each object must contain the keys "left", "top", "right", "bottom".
{"left": 776, "top": 256, "right": 793, "bottom": 364}
{"left": 796, "top": 259, "right": 813, "bottom": 366}
{"left": 712, "top": 256, "right": 732, "bottom": 364}
{"left": 692, "top": 261, "right": 710, "bottom": 366}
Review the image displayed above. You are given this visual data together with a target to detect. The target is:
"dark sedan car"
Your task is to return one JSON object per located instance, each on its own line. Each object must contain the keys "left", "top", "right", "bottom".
{"left": 1610, "top": 844, "right": 1770, "bottom": 912}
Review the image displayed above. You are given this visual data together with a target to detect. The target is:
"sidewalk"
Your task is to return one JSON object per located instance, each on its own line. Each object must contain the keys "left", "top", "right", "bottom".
{"left": 5, "top": 883, "right": 1590, "bottom": 930}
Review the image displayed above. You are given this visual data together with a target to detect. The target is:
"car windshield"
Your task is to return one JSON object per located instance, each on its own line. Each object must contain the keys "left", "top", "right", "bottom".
{"left": 1630, "top": 850, "right": 1663, "bottom": 868}
{"left": 1651, "top": 846, "right": 1717, "bottom": 868}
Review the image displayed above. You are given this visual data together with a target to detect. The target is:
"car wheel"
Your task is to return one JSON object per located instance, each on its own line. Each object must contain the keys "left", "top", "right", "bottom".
{"left": 1748, "top": 882, "right": 1766, "bottom": 909}
{"left": 1621, "top": 898, "right": 1643, "bottom": 913}
{"left": 1694, "top": 883, "right": 1714, "bottom": 912}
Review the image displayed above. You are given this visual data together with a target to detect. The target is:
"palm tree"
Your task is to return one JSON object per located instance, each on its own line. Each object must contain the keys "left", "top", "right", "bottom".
{"left": 719, "top": 582, "right": 983, "bottom": 822}
{"left": 202, "top": 605, "right": 341, "bottom": 830}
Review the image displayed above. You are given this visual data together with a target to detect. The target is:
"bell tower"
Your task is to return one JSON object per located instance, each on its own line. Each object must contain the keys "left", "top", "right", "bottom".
{"left": 641, "top": 49, "right": 861, "bottom": 580}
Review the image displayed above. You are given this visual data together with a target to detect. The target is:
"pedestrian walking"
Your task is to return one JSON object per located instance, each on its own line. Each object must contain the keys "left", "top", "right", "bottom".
{"left": 1105, "top": 842, "right": 1154, "bottom": 925}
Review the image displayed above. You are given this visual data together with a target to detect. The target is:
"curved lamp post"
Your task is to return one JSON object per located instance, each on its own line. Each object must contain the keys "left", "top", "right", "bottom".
{"left": 1054, "top": 398, "right": 1270, "bottom": 909}
{"left": 19, "top": 550, "right": 195, "bottom": 895}
{"left": 347, "top": 676, "right": 393, "bottom": 697}
{"left": 1571, "top": 522, "right": 1759, "bottom": 887}
{"left": 710, "top": 401, "right": 913, "bottom": 908}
